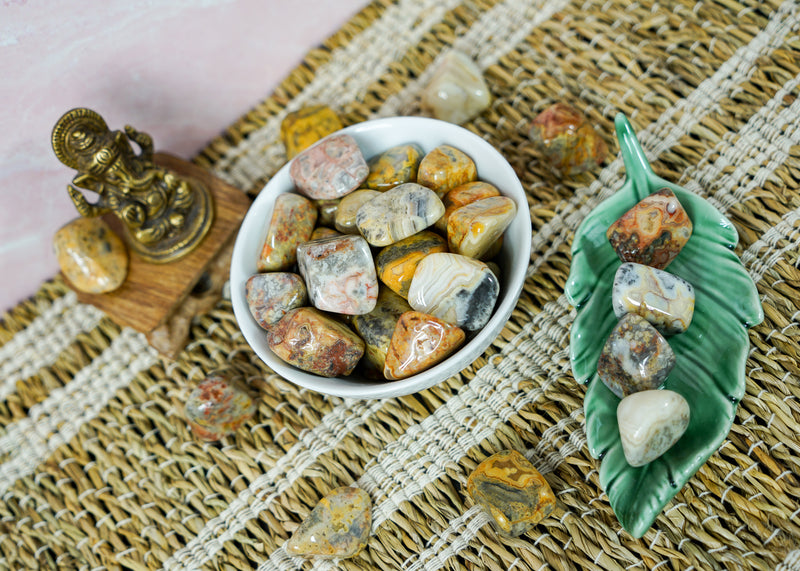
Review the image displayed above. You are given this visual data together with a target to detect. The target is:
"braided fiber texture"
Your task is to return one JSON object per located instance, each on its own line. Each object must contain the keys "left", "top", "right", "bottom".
{"left": 2, "top": 0, "right": 800, "bottom": 569}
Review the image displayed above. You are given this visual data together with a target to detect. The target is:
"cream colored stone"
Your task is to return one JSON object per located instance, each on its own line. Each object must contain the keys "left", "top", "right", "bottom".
{"left": 421, "top": 51, "right": 491, "bottom": 125}
{"left": 617, "top": 389, "right": 690, "bottom": 467}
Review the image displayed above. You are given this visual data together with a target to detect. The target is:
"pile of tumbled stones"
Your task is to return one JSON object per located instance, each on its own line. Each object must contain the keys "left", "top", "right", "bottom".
{"left": 245, "top": 133, "right": 518, "bottom": 381}
{"left": 599, "top": 188, "right": 696, "bottom": 467}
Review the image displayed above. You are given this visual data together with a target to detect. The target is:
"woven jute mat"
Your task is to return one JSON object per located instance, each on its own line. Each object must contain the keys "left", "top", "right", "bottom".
{"left": 2, "top": 0, "right": 799, "bottom": 569}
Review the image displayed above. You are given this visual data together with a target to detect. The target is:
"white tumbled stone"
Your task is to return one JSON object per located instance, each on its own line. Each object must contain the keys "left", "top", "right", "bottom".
{"left": 421, "top": 51, "right": 491, "bottom": 125}
{"left": 617, "top": 389, "right": 690, "bottom": 467}
{"left": 355, "top": 182, "right": 444, "bottom": 247}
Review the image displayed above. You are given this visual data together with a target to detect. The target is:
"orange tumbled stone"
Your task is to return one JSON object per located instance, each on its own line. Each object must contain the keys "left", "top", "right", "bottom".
{"left": 257, "top": 193, "right": 317, "bottom": 272}
{"left": 417, "top": 145, "right": 477, "bottom": 197}
{"left": 383, "top": 311, "right": 465, "bottom": 380}
{"left": 374, "top": 231, "right": 448, "bottom": 298}
{"left": 280, "top": 105, "right": 343, "bottom": 159}
{"left": 467, "top": 449, "right": 556, "bottom": 537}
{"left": 435, "top": 181, "right": 501, "bottom": 232}
{"left": 447, "top": 196, "right": 516, "bottom": 259}
{"left": 54, "top": 217, "right": 128, "bottom": 294}
{"left": 528, "top": 102, "right": 607, "bottom": 175}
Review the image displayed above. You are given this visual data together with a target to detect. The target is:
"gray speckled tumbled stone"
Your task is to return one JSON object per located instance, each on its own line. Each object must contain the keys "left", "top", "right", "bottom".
{"left": 245, "top": 272, "right": 307, "bottom": 329}
{"left": 355, "top": 182, "right": 445, "bottom": 247}
{"left": 290, "top": 134, "right": 369, "bottom": 200}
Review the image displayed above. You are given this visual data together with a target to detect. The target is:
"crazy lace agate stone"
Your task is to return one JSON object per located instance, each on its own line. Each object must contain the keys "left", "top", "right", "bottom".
{"left": 528, "top": 102, "right": 607, "bottom": 175}
{"left": 245, "top": 272, "right": 307, "bottom": 329}
{"left": 290, "top": 133, "right": 369, "bottom": 200}
{"left": 617, "top": 389, "right": 690, "bottom": 467}
{"left": 365, "top": 143, "right": 423, "bottom": 191}
{"left": 467, "top": 450, "right": 556, "bottom": 537}
{"left": 355, "top": 183, "right": 445, "bottom": 247}
{"left": 184, "top": 375, "right": 257, "bottom": 441}
{"left": 297, "top": 235, "right": 378, "bottom": 315}
{"left": 607, "top": 188, "right": 693, "bottom": 270}
{"left": 280, "top": 105, "right": 343, "bottom": 159}
{"left": 447, "top": 196, "right": 517, "bottom": 259}
{"left": 335, "top": 189, "right": 381, "bottom": 234}
{"left": 314, "top": 198, "right": 340, "bottom": 227}
{"left": 612, "top": 262, "right": 695, "bottom": 335}
{"left": 383, "top": 311, "right": 465, "bottom": 380}
{"left": 257, "top": 193, "right": 317, "bottom": 272}
{"left": 54, "top": 217, "right": 128, "bottom": 294}
{"left": 597, "top": 313, "right": 676, "bottom": 398}
{"left": 374, "top": 230, "right": 448, "bottom": 298}
{"left": 417, "top": 145, "right": 478, "bottom": 197}
{"left": 286, "top": 487, "right": 372, "bottom": 559}
{"left": 268, "top": 308, "right": 365, "bottom": 377}
{"left": 421, "top": 50, "right": 491, "bottom": 125}
{"left": 408, "top": 253, "right": 499, "bottom": 331}
{"left": 311, "top": 227, "right": 341, "bottom": 240}
{"left": 353, "top": 288, "right": 413, "bottom": 379}
{"left": 435, "top": 180, "right": 500, "bottom": 232}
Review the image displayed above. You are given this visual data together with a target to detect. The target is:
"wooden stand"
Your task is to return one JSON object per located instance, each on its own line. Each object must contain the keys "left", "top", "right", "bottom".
{"left": 66, "top": 153, "right": 251, "bottom": 358}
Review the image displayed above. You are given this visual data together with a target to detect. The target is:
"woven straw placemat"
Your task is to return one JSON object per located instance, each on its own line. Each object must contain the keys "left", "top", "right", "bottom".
{"left": 2, "top": 0, "right": 799, "bottom": 569}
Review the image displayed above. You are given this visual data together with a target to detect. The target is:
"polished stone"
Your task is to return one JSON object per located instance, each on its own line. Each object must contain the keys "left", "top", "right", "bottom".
{"left": 355, "top": 182, "right": 445, "bottom": 247}
{"left": 612, "top": 262, "right": 695, "bottom": 335}
{"left": 417, "top": 145, "right": 478, "bottom": 197}
{"left": 421, "top": 51, "right": 491, "bottom": 125}
{"left": 286, "top": 486, "right": 372, "bottom": 559}
{"left": 374, "top": 230, "right": 448, "bottom": 298}
{"left": 257, "top": 193, "right": 317, "bottom": 272}
{"left": 408, "top": 253, "right": 499, "bottom": 331}
{"left": 184, "top": 375, "right": 257, "bottom": 441}
{"left": 297, "top": 235, "right": 378, "bottom": 315}
{"left": 365, "top": 143, "right": 423, "bottom": 191}
{"left": 467, "top": 450, "right": 556, "bottom": 537}
{"left": 383, "top": 310, "right": 465, "bottom": 380}
{"left": 352, "top": 288, "right": 412, "bottom": 379}
{"left": 290, "top": 133, "right": 369, "bottom": 200}
{"left": 447, "top": 196, "right": 516, "bottom": 259}
{"left": 597, "top": 313, "right": 676, "bottom": 398}
{"left": 617, "top": 389, "right": 690, "bottom": 467}
{"left": 528, "top": 102, "right": 607, "bottom": 175}
{"left": 335, "top": 189, "right": 381, "bottom": 234}
{"left": 54, "top": 217, "right": 129, "bottom": 294}
{"left": 314, "top": 198, "right": 340, "bottom": 228}
{"left": 280, "top": 105, "right": 343, "bottom": 159}
{"left": 268, "top": 307, "right": 365, "bottom": 377}
{"left": 435, "top": 181, "right": 501, "bottom": 232}
{"left": 311, "top": 227, "right": 341, "bottom": 240}
{"left": 245, "top": 272, "right": 307, "bottom": 330}
{"left": 607, "top": 188, "right": 693, "bottom": 270}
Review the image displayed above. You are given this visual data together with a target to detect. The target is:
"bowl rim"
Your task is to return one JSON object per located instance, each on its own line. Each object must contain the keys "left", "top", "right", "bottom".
{"left": 230, "top": 116, "right": 531, "bottom": 399}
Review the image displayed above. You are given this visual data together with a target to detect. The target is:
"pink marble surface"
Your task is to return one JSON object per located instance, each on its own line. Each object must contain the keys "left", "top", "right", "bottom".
{"left": 0, "top": 0, "right": 368, "bottom": 314}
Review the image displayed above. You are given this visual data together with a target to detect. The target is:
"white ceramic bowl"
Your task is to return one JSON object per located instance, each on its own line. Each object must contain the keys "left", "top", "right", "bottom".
{"left": 231, "top": 117, "right": 531, "bottom": 399}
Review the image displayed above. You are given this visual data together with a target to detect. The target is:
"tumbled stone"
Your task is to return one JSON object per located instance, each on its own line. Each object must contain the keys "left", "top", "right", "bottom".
{"left": 374, "top": 230, "right": 448, "bottom": 299}
{"left": 335, "top": 189, "right": 381, "bottom": 234}
{"left": 612, "top": 262, "right": 695, "bottom": 335}
{"left": 597, "top": 313, "right": 676, "bottom": 398}
{"left": 54, "top": 217, "right": 128, "bottom": 294}
{"left": 365, "top": 144, "right": 424, "bottom": 191}
{"left": 618, "top": 389, "right": 690, "bottom": 467}
{"left": 257, "top": 193, "right": 317, "bottom": 272}
{"left": 353, "top": 288, "right": 412, "bottom": 379}
{"left": 383, "top": 311, "right": 465, "bottom": 380}
{"left": 268, "top": 307, "right": 365, "bottom": 377}
{"left": 467, "top": 450, "right": 556, "bottom": 537}
{"left": 286, "top": 487, "right": 372, "bottom": 559}
{"left": 447, "top": 196, "right": 517, "bottom": 259}
{"left": 480, "top": 234, "right": 503, "bottom": 261}
{"left": 417, "top": 145, "right": 478, "bottom": 197}
{"left": 245, "top": 272, "right": 307, "bottom": 330}
{"left": 355, "top": 183, "right": 445, "bottom": 247}
{"left": 408, "top": 253, "right": 499, "bottom": 331}
{"left": 606, "top": 188, "right": 693, "bottom": 270}
{"left": 314, "top": 198, "right": 340, "bottom": 227}
{"left": 435, "top": 181, "right": 501, "bottom": 232}
{"left": 311, "top": 227, "right": 341, "bottom": 240}
{"left": 290, "top": 134, "right": 369, "bottom": 200}
{"left": 297, "top": 235, "right": 378, "bottom": 315}
{"left": 421, "top": 51, "right": 491, "bottom": 125}
{"left": 280, "top": 105, "right": 343, "bottom": 159}
{"left": 528, "top": 102, "right": 607, "bottom": 175}
{"left": 184, "top": 375, "right": 257, "bottom": 441}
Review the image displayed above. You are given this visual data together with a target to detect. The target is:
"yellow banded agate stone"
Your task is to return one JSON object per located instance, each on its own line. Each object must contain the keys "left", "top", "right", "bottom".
{"left": 352, "top": 287, "right": 412, "bottom": 379}
{"left": 280, "top": 105, "right": 343, "bottom": 159}
{"left": 446, "top": 196, "right": 516, "bottom": 259}
{"left": 374, "top": 230, "right": 448, "bottom": 299}
{"left": 417, "top": 145, "right": 477, "bottom": 197}
{"left": 435, "top": 180, "right": 500, "bottom": 232}
{"left": 365, "top": 143, "right": 423, "bottom": 191}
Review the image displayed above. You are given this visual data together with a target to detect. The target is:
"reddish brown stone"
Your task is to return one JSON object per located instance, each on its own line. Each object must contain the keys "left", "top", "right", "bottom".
{"left": 383, "top": 311, "right": 465, "bottom": 379}
{"left": 528, "top": 102, "right": 607, "bottom": 175}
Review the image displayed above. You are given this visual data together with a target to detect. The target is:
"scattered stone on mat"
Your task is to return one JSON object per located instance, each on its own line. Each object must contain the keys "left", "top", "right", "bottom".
{"left": 421, "top": 50, "right": 491, "bottom": 125}
{"left": 435, "top": 180, "right": 501, "bottom": 232}
{"left": 297, "top": 235, "right": 378, "bottom": 315}
{"left": 416, "top": 144, "right": 478, "bottom": 197}
{"left": 245, "top": 272, "right": 307, "bottom": 330}
{"left": 290, "top": 133, "right": 369, "bottom": 200}
{"left": 597, "top": 313, "right": 676, "bottom": 398}
{"left": 528, "top": 102, "right": 607, "bottom": 175}
{"left": 467, "top": 449, "right": 556, "bottom": 537}
{"left": 257, "top": 193, "right": 317, "bottom": 272}
{"left": 408, "top": 253, "right": 499, "bottom": 331}
{"left": 375, "top": 230, "right": 448, "bottom": 299}
{"left": 612, "top": 262, "right": 695, "bottom": 335}
{"left": 617, "top": 389, "right": 690, "bottom": 467}
{"left": 335, "top": 189, "right": 381, "bottom": 234}
{"left": 355, "top": 182, "right": 445, "bottom": 247}
{"left": 311, "top": 227, "right": 341, "bottom": 240}
{"left": 184, "top": 375, "right": 257, "bottom": 441}
{"left": 268, "top": 307, "right": 365, "bottom": 377}
{"left": 365, "top": 143, "right": 423, "bottom": 191}
{"left": 606, "top": 188, "right": 693, "bottom": 270}
{"left": 447, "top": 196, "right": 517, "bottom": 259}
{"left": 54, "top": 216, "right": 129, "bottom": 294}
{"left": 352, "top": 288, "right": 413, "bottom": 378}
{"left": 286, "top": 486, "right": 372, "bottom": 559}
{"left": 280, "top": 104, "right": 343, "bottom": 159}
{"left": 314, "top": 198, "right": 340, "bottom": 227}
{"left": 383, "top": 310, "right": 465, "bottom": 380}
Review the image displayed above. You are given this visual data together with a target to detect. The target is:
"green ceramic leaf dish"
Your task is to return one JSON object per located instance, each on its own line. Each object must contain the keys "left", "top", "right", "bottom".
{"left": 565, "top": 114, "right": 764, "bottom": 539}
